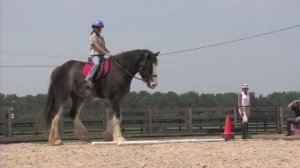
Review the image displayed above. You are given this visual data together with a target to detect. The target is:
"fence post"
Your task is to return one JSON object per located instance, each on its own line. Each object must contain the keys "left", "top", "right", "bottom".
{"left": 148, "top": 108, "right": 153, "bottom": 133}
{"left": 7, "top": 109, "right": 13, "bottom": 137}
{"left": 279, "top": 107, "right": 284, "bottom": 133}
{"left": 103, "top": 109, "right": 106, "bottom": 130}
{"left": 188, "top": 108, "right": 193, "bottom": 133}
{"left": 233, "top": 107, "right": 238, "bottom": 128}
{"left": 276, "top": 107, "right": 280, "bottom": 133}
{"left": 104, "top": 108, "right": 110, "bottom": 130}
{"left": 264, "top": 118, "right": 267, "bottom": 132}
{"left": 3, "top": 112, "right": 7, "bottom": 137}
{"left": 105, "top": 108, "right": 110, "bottom": 131}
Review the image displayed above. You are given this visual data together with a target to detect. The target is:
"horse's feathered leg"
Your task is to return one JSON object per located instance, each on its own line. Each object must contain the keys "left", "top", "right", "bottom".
{"left": 49, "top": 106, "right": 64, "bottom": 146}
{"left": 44, "top": 68, "right": 62, "bottom": 145}
{"left": 47, "top": 65, "right": 72, "bottom": 145}
{"left": 112, "top": 115, "right": 126, "bottom": 141}
{"left": 111, "top": 99, "right": 126, "bottom": 141}
{"left": 70, "top": 94, "right": 90, "bottom": 142}
{"left": 102, "top": 116, "right": 113, "bottom": 141}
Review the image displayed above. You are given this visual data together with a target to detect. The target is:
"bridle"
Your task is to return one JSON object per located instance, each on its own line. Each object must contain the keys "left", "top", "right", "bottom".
{"left": 111, "top": 57, "right": 157, "bottom": 84}
{"left": 138, "top": 60, "right": 158, "bottom": 83}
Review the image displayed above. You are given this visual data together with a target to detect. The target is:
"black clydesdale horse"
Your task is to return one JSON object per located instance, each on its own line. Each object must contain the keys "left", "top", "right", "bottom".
{"left": 43, "top": 49, "right": 159, "bottom": 145}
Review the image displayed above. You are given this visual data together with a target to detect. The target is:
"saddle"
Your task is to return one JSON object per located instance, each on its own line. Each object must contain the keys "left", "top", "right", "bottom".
{"left": 82, "top": 59, "right": 110, "bottom": 79}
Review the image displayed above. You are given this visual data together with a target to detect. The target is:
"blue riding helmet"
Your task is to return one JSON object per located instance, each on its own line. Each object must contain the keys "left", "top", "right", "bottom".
{"left": 92, "top": 20, "right": 104, "bottom": 28}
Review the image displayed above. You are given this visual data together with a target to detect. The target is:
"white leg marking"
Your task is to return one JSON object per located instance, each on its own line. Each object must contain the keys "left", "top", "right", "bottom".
{"left": 112, "top": 115, "right": 126, "bottom": 141}
{"left": 49, "top": 106, "right": 64, "bottom": 145}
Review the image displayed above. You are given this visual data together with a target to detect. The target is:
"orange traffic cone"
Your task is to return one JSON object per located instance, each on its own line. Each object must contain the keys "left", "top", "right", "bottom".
{"left": 222, "top": 115, "right": 235, "bottom": 140}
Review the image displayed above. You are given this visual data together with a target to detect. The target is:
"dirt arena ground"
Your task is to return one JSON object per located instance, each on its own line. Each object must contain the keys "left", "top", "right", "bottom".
{"left": 1, "top": 135, "right": 300, "bottom": 168}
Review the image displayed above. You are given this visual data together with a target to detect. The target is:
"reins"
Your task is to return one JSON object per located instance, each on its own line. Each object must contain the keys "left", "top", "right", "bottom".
{"left": 110, "top": 56, "right": 147, "bottom": 83}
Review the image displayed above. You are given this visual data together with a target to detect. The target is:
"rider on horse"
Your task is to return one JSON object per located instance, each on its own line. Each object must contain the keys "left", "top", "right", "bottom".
{"left": 85, "top": 20, "right": 113, "bottom": 88}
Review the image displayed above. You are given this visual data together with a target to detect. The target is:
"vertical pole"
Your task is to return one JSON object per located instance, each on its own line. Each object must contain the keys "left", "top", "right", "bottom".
{"left": 148, "top": 108, "right": 153, "bottom": 134}
{"left": 102, "top": 108, "right": 106, "bottom": 131}
{"left": 264, "top": 118, "right": 267, "bottom": 132}
{"left": 3, "top": 112, "right": 8, "bottom": 137}
{"left": 105, "top": 108, "right": 110, "bottom": 131}
{"left": 233, "top": 107, "right": 237, "bottom": 128}
{"left": 188, "top": 108, "right": 193, "bottom": 133}
{"left": 279, "top": 107, "right": 284, "bottom": 133}
{"left": 7, "top": 110, "right": 12, "bottom": 137}
{"left": 276, "top": 106, "right": 279, "bottom": 133}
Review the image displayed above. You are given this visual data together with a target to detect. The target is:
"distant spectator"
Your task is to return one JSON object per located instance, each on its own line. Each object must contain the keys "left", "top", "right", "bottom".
{"left": 238, "top": 84, "right": 252, "bottom": 139}
{"left": 285, "top": 99, "right": 300, "bottom": 136}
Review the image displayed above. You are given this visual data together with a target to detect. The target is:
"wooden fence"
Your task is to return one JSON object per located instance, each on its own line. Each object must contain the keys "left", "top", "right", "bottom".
{"left": 0, "top": 105, "right": 293, "bottom": 142}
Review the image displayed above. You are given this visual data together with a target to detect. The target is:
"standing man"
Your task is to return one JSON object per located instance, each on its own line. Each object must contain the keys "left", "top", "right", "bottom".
{"left": 285, "top": 99, "right": 300, "bottom": 136}
{"left": 238, "top": 84, "right": 252, "bottom": 139}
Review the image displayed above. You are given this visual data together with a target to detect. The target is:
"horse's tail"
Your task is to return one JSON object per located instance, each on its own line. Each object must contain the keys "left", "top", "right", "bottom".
{"left": 43, "top": 69, "right": 57, "bottom": 128}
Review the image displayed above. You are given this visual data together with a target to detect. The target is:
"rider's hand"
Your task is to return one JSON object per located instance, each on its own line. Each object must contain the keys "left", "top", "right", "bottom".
{"left": 106, "top": 52, "right": 113, "bottom": 57}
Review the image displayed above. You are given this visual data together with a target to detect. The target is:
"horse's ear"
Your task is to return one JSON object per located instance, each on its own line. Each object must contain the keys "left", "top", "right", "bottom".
{"left": 155, "top": 52, "right": 160, "bottom": 56}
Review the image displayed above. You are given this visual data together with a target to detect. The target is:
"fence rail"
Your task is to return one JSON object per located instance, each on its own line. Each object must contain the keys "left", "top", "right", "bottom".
{"left": 0, "top": 106, "right": 292, "bottom": 142}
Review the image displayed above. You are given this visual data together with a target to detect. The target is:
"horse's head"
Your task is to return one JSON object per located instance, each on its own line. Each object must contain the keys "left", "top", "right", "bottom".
{"left": 138, "top": 50, "right": 160, "bottom": 89}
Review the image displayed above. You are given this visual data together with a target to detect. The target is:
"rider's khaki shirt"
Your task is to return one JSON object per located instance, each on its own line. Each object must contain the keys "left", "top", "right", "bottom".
{"left": 90, "top": 32, "right": 106, "bottom": 55}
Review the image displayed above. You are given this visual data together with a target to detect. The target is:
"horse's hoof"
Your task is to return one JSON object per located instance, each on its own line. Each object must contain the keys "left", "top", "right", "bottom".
{"left": 49, "top": 139, "right": 64, "bottom": 146}
{"left": 113, "top": 136, "right": 126, "bottom": 142}
{"left": 80, "top": 137, "right": 91, "bottom": 143}
{"left": 77, "top": 135, "right": 91, "bottom": 142}
{"left": 102, "top": 131, "right": 113, "bottom": 141}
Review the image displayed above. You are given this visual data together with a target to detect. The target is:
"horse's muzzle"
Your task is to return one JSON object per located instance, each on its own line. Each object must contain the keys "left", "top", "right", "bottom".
{"left": 148, "top": 81, "right": 158, "bottom": 89}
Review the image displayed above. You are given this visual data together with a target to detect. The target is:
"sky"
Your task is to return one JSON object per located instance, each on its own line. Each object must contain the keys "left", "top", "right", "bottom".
{"left": 1, "top": 0, "right": 300, "bottom": 97}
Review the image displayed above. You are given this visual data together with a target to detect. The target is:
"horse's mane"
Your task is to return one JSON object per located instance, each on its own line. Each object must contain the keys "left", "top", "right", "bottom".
{"left": 111, "top": 49, "right": 158, "bottom": 65}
